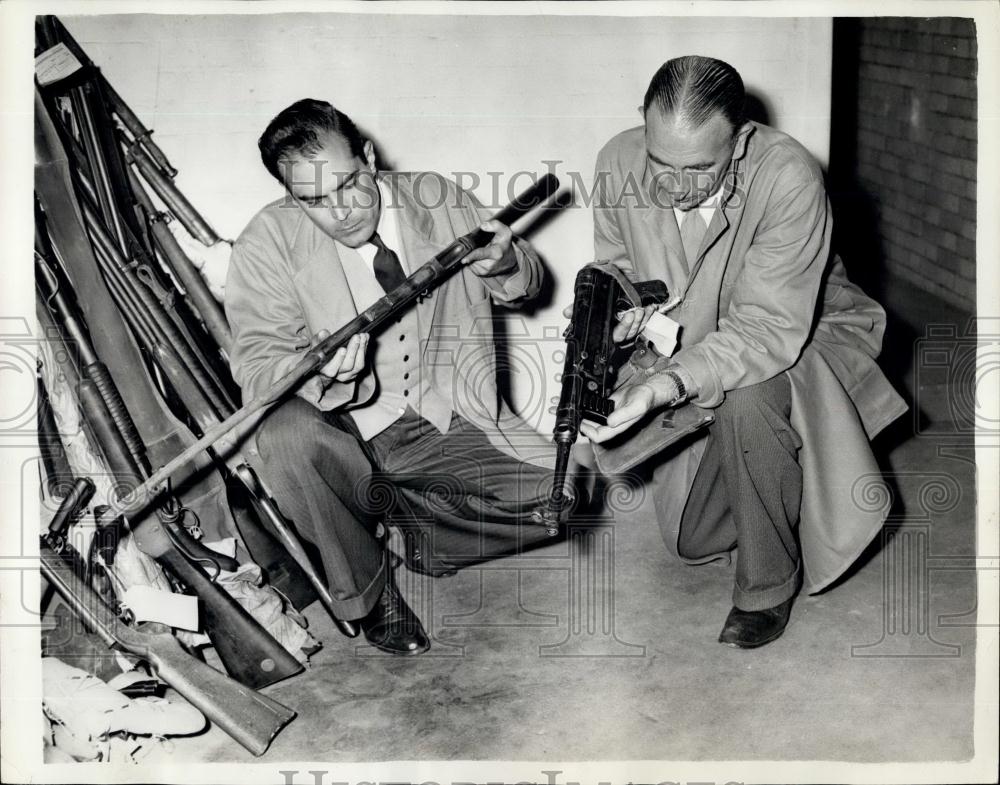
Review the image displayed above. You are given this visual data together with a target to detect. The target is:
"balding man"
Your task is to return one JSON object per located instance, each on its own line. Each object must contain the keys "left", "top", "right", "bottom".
{"left": 583, "top": 57, "right": 906, "bottom": 648}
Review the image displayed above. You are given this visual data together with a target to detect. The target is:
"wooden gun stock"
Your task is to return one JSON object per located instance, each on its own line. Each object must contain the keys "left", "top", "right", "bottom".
{"left": 77, "top": 379, "right": 303, "bottom": 689}
{"left": 39, "top": 543, "right": 295, "bottom": 756}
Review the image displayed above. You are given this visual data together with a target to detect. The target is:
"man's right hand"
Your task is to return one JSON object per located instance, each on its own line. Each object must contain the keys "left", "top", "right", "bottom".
{"left": 561, "top": 303, "right": 658, "bottom": 343}
{"left": 314, "top": 332, "right": 369, "bottom": 382}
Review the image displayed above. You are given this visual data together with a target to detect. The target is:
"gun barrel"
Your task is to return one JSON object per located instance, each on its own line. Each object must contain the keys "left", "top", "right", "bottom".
{"left": 128, "top": 141, "right": 221, "bottom": 246}
{"left": 122, "top": 174, "right": 560, "bottom": 513}
{"left": 128, "top": 167, "right": 233, "bottom": 354}
{"left": 39, "top": 543, "right": 296, "bottom": 756}
{"left": 235, "top": 464, "right": 360, "bottom": 638}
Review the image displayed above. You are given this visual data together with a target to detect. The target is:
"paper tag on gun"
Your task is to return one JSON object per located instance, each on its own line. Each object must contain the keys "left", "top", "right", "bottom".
{"left": 35, "top": 43, "right": 83, "bottom": 86}
{"left": 641, "top": 311, "right": 680, "bottom": 356}
{"left": 122, "top": 585, "right": 200, "bottom": 631}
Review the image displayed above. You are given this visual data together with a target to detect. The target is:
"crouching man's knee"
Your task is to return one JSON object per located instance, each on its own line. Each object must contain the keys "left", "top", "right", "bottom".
{"left": 714, "top": 374, "right": 792, "bottom": 424}
{"left": 255, "top": 397, "right": 348, "bottom": 469}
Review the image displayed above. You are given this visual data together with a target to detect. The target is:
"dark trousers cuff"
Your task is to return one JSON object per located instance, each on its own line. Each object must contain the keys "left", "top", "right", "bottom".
{"left": 733, "top": 560, "right": 801, "bottom": 611}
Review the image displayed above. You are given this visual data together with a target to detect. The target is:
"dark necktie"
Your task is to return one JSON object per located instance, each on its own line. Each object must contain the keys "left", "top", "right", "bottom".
{"left": 370, "top": 232, "right": 407, "bottom": 293}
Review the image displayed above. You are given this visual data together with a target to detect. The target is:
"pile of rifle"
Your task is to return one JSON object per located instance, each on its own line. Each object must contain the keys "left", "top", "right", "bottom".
{"left": 33, "top": 12, "right": 563, "bottom": 757}
{"left": 33, "top": 15, "right": 340, "bottom": 756}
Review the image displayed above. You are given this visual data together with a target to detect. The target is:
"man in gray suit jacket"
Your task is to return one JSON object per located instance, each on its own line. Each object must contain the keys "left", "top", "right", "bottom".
{"left": 583, "top": 57, "right": 906, "bottom": 648}
{"left": 226, "top": 99, "right": 559, "bottom": 656}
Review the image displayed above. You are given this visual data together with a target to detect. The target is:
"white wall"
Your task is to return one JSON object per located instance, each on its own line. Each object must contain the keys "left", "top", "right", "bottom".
{"left": 62, "top": 11, "right": 832, "bottom": 431}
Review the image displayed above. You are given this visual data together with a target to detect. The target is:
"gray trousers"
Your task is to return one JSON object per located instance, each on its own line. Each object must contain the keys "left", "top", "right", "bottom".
{"left": 253, "top": 398, "right": 554, "bottom": 619}
{"left": 678, "top": 374, "right": 803, "bottom": 611}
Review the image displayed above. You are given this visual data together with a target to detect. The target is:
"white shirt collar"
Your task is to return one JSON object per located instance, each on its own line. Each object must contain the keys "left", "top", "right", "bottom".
{"left": 673, "top": 185, "right": 723, "bottom": 228}
{"left": 353, "top": 180, "right": 406, "bottom": 273}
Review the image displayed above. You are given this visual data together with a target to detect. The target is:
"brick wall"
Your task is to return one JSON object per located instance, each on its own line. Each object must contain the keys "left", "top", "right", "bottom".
{"left": 832, "top": 18, "right": 977, "bottom": 312}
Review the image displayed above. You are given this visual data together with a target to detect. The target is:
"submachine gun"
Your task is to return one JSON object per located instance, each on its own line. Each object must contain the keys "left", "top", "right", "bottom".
{"left": 535, "top": 263, "right": 670, "bottom": 535}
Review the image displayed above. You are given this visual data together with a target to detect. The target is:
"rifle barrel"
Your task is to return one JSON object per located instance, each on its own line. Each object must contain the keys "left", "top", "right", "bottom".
{"left": 122, "top": 174, "right": 559, "bottom": 514}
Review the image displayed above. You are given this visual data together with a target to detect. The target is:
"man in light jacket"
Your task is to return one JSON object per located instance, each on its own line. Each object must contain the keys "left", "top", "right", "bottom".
{"left": 583, "top": 57, "right": 907, "bottom": 648}
{"left": 226, "top": 99, "right": 558, "bottom": 656}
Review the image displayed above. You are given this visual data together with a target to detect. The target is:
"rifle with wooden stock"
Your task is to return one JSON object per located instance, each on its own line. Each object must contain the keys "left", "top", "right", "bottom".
{"left": 36, "top": 43, "right": 333, "bottom": 629}
{"left": 120, "top": 173, "right": 561, "bottom": 514}
{"left": 36, "top": 241, "right": 305, "bottom": 690}
{"left": 40, "top": 538, "right": 295, "bottom": 757}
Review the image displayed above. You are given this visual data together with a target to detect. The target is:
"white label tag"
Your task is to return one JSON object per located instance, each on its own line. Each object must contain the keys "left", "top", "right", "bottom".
{"left": 642, "top": 312, "right": 680, "bottom": 357}
{"left": 202, "top": 537, "right": 237, "bottom": 559}
{"left": 122, "top": 585, "right": 200, "bottom": 631}
{"left": 35, "top": 43, "right": 83, "bottom": 86}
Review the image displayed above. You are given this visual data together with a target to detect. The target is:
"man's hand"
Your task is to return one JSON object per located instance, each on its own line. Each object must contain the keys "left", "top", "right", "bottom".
{"left": 613, "top": 304, "right": 659, "bottom": 343}
{"left": 561, "top": 302, "right": 657, "bottom": 344}
{"left": 579, "top": 373, "right": 680, "bottom": 443}
{"left": 314, "top": 332, "right": 369, "bottom": 382}
{"left": 464, "top": 219, "right": 518, "bottom": 276}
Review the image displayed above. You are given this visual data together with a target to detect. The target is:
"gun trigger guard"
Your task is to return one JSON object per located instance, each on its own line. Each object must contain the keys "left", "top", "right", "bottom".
{"left": 135, "top": 264, "right": 177, "bottom": 310}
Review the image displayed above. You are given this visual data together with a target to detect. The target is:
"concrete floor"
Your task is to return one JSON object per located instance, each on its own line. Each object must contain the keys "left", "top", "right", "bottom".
{"left": 145, "top": 278, "right": 981, "bottom": 763}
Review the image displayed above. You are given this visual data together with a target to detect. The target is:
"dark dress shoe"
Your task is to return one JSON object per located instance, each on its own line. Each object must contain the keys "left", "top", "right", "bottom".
{"left": 718, "top": 597, "right": 794, "bottom": 649}
{"left": 361, "top": 581, "right": 430, "bottom": 655}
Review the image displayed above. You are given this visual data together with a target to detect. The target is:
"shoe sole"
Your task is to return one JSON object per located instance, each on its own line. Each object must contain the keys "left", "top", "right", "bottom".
{"left": 718, "top": 618, "right": 791, "bottom": 649}
{"left": 365, "top": 638, "right": 431, "bottom": 656}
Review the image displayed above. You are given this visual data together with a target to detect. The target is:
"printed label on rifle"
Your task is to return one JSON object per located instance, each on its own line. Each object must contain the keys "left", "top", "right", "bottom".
{"left": 35, "top": 43, "right": 83, "bottom": 86}
{"left": 123, "top": 585, "right": 200, "bottom": 631}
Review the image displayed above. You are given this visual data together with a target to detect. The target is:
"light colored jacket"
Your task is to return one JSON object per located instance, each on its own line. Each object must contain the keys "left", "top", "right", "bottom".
{"left": 225, "top": 171, "right": 553, "bottom": 464}
{"left": 595, "top": 122, "right": 908, "bottom": 593}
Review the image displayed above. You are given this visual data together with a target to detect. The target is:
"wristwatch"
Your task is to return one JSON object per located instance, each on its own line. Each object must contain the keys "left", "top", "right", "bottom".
{"left": 657, "top": 367, "right": 688, "bottom": 407}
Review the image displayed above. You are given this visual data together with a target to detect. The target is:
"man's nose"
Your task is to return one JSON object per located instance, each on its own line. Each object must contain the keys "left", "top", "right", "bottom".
{"left": 329, "top": 204, "right": 352, "bottom": 221}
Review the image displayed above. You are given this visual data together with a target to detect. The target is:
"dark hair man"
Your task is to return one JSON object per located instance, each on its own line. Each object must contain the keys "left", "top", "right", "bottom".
{"left": 225, "top": 99, "right": 560, "bottom": 655}
{"left": 583, "top": 57, "right": 907, "bottom": 648}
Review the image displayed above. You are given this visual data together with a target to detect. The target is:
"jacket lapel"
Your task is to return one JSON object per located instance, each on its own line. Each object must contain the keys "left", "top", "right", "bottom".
{"left": 640, "top": 164, "right": 689, "bottom": 287}
{"left": 682, "top": 123, "right": 755, "bottom": 286}
{"left": 685, "top": 206, "right": 730, "bottom": 284}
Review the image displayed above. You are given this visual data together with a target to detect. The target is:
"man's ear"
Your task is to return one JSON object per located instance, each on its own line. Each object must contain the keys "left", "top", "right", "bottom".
{"left": 363, "top": 140, "right": 376, "bottom": 173}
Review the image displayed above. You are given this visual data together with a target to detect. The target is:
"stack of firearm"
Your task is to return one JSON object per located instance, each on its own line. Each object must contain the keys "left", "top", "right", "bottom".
{"left": 34, "top": 14, "right": 318, "bottom": 755}
{"left": 34, "top": 15, "right": 559, "bottom": 756}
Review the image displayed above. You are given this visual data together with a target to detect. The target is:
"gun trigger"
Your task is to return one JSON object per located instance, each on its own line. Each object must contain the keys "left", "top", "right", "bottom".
{"left": 135, "top": 264, "right": 177, "bottom": 311}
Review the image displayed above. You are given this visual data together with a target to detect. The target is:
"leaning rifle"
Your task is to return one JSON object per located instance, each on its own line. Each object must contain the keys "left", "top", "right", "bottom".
{"left": 39, "top": 540, "right": 295, "bottom": 757}
{"left": 122, "top": 173, "right": 561, "bottom": 514}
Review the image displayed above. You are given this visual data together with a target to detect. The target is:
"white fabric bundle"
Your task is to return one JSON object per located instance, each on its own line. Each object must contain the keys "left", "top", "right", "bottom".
{"left": 42, "top": 657, "right": 205, "bottom": 762}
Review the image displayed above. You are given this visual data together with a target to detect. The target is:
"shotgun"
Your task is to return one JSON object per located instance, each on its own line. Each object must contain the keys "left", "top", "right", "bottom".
{"left": 36, "top": 369, "right": 75, "bottom": 497}
{"left": 75, "top": 377, "right": 304, "bottom": 690}
{"left": 39, "top": 542, "right": 295, "bottom": 756}
{"left": 38, "top": 257, "right": 303, "bottom": 687}
{"left": 122, "top": 173, "right": 561, "bottom": 514}
{"left": 35, "top": 87, "right": 234, "bottom": 531}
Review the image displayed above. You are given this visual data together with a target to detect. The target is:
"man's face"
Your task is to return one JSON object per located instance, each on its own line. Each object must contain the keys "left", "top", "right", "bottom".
{"left": 282, "top": 132, "right": 381, "bottom": 248}
{"left": 643, "top": 108, "right": 738, "bottom": 210}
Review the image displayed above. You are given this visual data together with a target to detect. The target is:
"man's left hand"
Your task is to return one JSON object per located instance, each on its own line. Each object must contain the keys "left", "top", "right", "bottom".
{"left": 464, "top": 219, "right": 518, "bottom": 276}
{"left": 579, "top": 373, "right": 681, "bottom": 443}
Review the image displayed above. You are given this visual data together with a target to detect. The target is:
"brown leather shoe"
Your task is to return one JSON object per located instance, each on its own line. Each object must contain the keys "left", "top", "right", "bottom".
{"left": 718, "top": 597, "right": 794, "bottom": 649}
{"left": 361, "top": 581, "right": 430, "bottom": 655}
